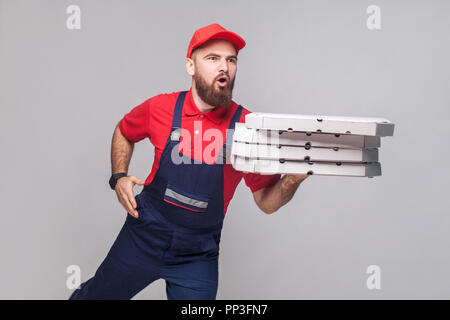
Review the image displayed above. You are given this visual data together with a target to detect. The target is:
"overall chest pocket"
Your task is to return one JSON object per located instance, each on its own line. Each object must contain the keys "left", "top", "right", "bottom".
{"left": 163, "top": 183, "right": 210, "bottom": 213}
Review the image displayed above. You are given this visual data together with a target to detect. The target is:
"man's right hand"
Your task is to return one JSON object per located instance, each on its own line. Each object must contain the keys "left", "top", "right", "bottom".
{"left": 114, "top": 175, "right": 146, "bottom": 218}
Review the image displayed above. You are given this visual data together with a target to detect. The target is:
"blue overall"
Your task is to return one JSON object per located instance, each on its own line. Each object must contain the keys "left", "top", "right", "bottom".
{"left": 69, "top": 91, "right": 243, "bottom": 300}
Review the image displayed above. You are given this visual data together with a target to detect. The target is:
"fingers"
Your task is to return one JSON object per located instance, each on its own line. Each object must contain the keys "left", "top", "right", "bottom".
{"left": 125, "top": 193, "right": 139, "bottom": 218}
{"left": 121, "top": 194, "right": 138, "bottom": 218}
{"left": 125, "top": 195, "right": 139, "bottom": 219}
{"left": 127, "top": 192, "right": 138, "bottom": 211}
{"left": 115, "top": 175, "right": 146, "bottom": 218}
{"left": 115, "top": 184, "right": 139, "bottom": 219}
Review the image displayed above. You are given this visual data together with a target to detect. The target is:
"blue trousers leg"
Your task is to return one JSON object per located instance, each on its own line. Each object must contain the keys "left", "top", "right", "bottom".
{"left": 163, "top": 258, "right": 219, "bottom": 300}
{"left": 69, "top": 198, "right": 222, "bottom": 300}
{"left": 69, "top": 223, "right": 161, "bottom": 300}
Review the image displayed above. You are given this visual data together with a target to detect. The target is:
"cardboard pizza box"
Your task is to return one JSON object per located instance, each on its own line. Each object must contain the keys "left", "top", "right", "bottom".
{"left": 232, "top": 122, "right": 380, "bottom": 149}
{"left": 231, "top": 141, "right": 379, "bottom": 162}
{"left": 245, "top": 113, "right": 395, "bottom": 137}
{"left": 230, "top": 155, "right": 381, "bottom": 177}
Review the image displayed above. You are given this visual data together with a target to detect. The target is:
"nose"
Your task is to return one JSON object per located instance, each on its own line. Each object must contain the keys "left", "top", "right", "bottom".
{"left": 218, "top": 57, "right": 228, "bottom": 73}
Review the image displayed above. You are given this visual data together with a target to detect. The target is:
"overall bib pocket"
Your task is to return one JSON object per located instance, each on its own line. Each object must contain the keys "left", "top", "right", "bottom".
{"left": 163, "top": 183, "right": 210, "bottom": 213}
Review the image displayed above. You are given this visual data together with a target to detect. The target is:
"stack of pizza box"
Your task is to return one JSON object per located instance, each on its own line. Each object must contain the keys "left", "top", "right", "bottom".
{"left": 230, "top": 113, "right": 395, "bottom": 177}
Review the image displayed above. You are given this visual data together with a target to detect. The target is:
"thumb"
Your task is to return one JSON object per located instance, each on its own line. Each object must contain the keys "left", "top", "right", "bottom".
{"left": 131, "top": 176, "right": 145, "bottom": 185}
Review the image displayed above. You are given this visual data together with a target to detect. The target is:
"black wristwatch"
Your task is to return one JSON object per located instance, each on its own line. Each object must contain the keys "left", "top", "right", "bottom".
{"left": 109, "top": 172, "right": 128, "bottom": 190}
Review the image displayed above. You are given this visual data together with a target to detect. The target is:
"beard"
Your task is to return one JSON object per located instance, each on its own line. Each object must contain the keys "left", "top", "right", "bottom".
{"left": 193, "top": 72, "right": 235, "bottom": 108}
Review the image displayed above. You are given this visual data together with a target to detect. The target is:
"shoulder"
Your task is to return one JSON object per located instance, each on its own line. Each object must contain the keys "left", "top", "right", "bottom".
{"left": 145, "top": 91, "right": 183, "bottom": 140}
{"left": 145, "top": 91, "right": 181, "bottom": 108}
{"left": 144, "top": 91, "right": 187, "bottom": 119}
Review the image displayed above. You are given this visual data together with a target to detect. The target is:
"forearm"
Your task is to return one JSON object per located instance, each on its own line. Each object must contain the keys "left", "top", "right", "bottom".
{"left": 257, "top": 174, "right": 308, "bottom": 214}
{"left": 111, "top": 123, "right": 134, "bottom": 174}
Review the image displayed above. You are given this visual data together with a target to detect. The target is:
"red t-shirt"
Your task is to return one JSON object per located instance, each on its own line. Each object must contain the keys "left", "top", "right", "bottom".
{"left": 119, "top": 88, "right": 281, "bottom": 215}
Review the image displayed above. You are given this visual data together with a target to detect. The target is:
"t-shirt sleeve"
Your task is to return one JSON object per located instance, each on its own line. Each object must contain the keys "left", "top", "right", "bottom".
{"left": 243, "top": 172, "right": 281, "bottom": 193}
{"left": 119, "top": 99, "right": 151, "bottom": 143}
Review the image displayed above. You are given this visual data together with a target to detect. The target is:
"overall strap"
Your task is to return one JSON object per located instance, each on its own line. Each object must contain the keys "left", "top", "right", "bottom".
{"left": 225, "top": 105, "right": 243, "bottom": 145}
{"left": 171, "top": 91, "right": 188, "bottom": 129}
{"left": 219, "top": 105, "right": 243, "bottom": 164}
{"left": 168, "top": 91, "right": 188, "bottom": 142}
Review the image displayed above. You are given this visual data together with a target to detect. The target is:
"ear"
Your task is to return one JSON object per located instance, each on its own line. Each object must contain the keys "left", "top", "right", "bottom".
{"left": 186, "top": 57, "right": 195, "bottom": 76}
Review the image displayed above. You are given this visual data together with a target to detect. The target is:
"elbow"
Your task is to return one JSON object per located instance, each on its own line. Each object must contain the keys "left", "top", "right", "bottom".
{"left": 253, "top": 187, "right": 280, "bottom": 215}
{"left": 262, "top": 206, "right": 279, "bottom": 215}
{"left": 258, "top": 203, "right": 279, "bottom": 215}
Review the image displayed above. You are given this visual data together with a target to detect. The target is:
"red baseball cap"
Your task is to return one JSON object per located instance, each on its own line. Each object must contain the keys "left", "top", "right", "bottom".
{"left": 187, "top": 23, "right": 246, "bottom": 59}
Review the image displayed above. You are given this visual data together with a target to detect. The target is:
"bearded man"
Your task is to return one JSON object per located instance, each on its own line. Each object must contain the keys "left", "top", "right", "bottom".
{"left": 69, "top": 23, "right": 307, "bottom": 300}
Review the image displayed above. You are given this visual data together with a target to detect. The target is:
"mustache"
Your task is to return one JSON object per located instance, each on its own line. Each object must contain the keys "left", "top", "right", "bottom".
{"left": 215, "top": 74, "right": 230, "bottom": 81}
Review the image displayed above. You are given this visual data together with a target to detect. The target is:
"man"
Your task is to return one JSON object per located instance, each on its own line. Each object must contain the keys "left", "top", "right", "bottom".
{"left": 69, "top": 23, "right": 308, "bottom": 300}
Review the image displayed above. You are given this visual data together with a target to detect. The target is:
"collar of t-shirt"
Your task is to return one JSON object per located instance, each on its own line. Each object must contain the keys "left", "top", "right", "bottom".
{"left": 183, "top": 88, "right": 228, "bottom": 125}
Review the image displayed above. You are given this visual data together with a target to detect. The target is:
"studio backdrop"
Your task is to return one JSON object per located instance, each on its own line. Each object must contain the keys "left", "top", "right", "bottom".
{"left": 0, "top": 0, "right": 449, "bottom": 299}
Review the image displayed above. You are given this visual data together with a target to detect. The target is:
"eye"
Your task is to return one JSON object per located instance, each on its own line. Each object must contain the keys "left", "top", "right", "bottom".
{"left": 228, "top": 58, "right": 237, "bottom": 63}
{"left": 208, "top": 56, "right": 217, "bottom": 61}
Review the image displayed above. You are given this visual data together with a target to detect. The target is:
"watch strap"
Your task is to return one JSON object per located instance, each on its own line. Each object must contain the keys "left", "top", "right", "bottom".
{"left": 109, "top": 172, "right": 127, "bottom": 190}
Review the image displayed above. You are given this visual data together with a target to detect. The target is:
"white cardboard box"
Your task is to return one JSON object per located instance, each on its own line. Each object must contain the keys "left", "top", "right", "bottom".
{"left": 233, "top": 122, "right": 381, "bottom": 149}
{"left": 231, "top": 155, "right": 381, "bottom": 177}
{"left": 231, "top": 141, "right": 379, "bottom": 162}
{"left": 245, "top": 113, "right": 395, "bottom": 136}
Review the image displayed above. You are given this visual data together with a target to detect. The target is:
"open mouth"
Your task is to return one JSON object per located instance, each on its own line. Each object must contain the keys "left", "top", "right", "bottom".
{"left": 217, "top": 76, "right": 228, "bottom": 87}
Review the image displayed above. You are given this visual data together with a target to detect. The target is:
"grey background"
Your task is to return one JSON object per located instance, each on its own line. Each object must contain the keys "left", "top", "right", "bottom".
{"left": 1, "top": 0, "right": 449, "bottom": 299}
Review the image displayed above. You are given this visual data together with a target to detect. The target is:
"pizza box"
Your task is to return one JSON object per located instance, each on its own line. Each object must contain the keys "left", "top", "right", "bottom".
{"left": 230, "top": 155, "right": 381, "bottom": 177}
{"left": 231, "top": 141, "right": 379, "bottom": 162}
{"left": 233, "top": 122, "right": 381, "bottom": 149}
{"left": 245, "top": 113, "right": 395, "bottom": 137}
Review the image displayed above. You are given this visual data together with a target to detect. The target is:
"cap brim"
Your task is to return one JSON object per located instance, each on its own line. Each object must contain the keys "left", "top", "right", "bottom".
{"left": 199, "top": 30, "right": 246, "bottom": 54}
